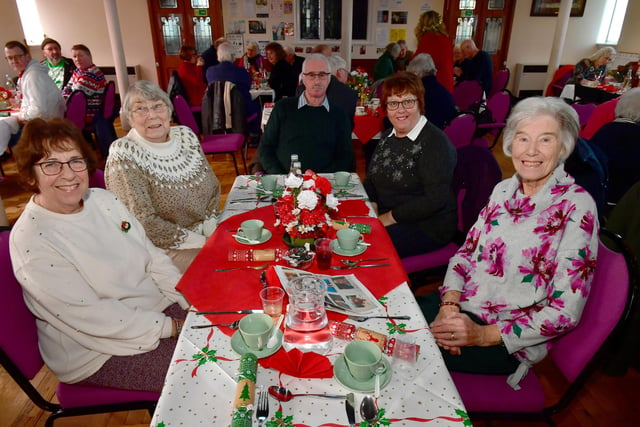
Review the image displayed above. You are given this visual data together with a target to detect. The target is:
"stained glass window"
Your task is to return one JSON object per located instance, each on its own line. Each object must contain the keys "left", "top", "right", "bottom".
{"left": 458, "top": 0, "right": 477, "bottom": 10}
{"left": 161, "top": 15, "right": 181, "bottom": 55}
{"left": 455, "top": 16, "right": 475, "bottom": 45}
{"left": 159, "top": 0, "right": 177, "bottom": 8}
{"left": 193, "top": 17, "right": 212, "bottom": 54}
{"left": 191, "top": 0, "right": 209, "bottom": 7}
{"left": 483, "top": 17, "right": 503, "bottom": 54}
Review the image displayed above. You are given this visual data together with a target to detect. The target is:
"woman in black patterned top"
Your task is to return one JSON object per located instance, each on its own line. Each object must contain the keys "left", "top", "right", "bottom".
{"left": 364, "top": 72, "right": 457, "bottom": 258}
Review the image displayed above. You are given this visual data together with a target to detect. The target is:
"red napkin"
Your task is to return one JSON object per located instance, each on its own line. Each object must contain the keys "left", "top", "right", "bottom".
{"left": 336, "top": 199, "right": 370, "bottom": 218}
{"left": 260, "top": 348, "right": 334, "bottom": 378}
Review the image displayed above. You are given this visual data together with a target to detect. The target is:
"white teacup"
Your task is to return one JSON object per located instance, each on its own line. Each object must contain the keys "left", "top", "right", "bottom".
{"left": 336, "top": 228, "right": 364, "bottom": 251}
{"left": 237, "top": 219, "right": 264, "bottom": 241}
{"left": 355, "top": 106, "right": 366, "bottom": 116}
{"left": 334, "top": 171, "right": 351, "bottom": 187}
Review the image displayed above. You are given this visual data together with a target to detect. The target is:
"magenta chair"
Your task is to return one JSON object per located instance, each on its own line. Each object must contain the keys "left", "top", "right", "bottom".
{"left": 0, "top": 229, "right": 159, "bottom": 426}
{"left": 487, "top": 68, "right": 510, "bottom": 98}
{"left": 453, "top": 80, "right": 484, "bottom": 113}
{"left": 451, "top": 229, "right": 637, "bottom": 425}
{"left": 172, "top": 94, "right": 247, "bottom": 175}
{"left": 472, "top": 90, "right": 512, "bottom": 149}
{"left": 89, "top": 168, "right": 106, "bottom": 189}
{"left": 571, "top": 102, "right": 597, "bottom": 129}
{"left": 402, "top": 145, "right": 502, "bottom": 274}
{"left": 443, "top": 113, "right": 477, "bottom": 149}
{"left": 64, "top": 90, "right": 87, "bottom": 131}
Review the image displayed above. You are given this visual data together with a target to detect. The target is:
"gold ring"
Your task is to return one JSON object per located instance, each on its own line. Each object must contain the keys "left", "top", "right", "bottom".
{"left": 450, "top": 332, "right": 455, "bottom": 340}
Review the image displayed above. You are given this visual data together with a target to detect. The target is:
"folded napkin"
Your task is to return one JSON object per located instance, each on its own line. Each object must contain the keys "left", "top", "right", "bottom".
{"left": 336, "top": 199, "right": 370, "bottom": 218}
{"left": 260, "top": 347, "right": 334, "bottom": 378}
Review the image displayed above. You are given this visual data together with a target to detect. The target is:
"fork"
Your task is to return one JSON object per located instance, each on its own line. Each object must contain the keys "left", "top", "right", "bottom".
{"left": 256, "top": 387, "right": 269, "bottom": 427}
{"left": 190, "top": 320, "right": 241, "bottom": 329}
{"left": 215, "top": 264, "right": 269, "bottom": 272}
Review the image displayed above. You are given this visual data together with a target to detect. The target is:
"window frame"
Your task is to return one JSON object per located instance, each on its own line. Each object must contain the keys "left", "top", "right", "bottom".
{"left": 295, "top": 0, "right": 371, "bottom": 43}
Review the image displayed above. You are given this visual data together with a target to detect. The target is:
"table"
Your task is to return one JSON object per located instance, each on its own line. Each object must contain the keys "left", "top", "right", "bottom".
{"left": 0, "top": 113, "right": 19, "bottom": 153}
{"left": 352, "top": 111, "right": 385, "bottom": 144}
{"left": 250, "top": 88, "right": 275, "bottom": 102}
{"left": 575, "top": 83, "right": 621, "bottom": 104}
{"left": 151, "top": 175, "right": 467, "bottom": 426}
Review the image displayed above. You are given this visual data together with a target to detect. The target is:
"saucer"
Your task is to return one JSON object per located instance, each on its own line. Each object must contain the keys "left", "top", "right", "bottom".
{"left": 330, "top": 239, "right": 367, "bottom": 256}
{"left": 333, "top": 183, "right": 355, "bottom": 191}
{"left": 334, "top": 355, "right": 392, "bottom": 393}
{"left": 235, "top": 229, "right": 272, "bottom": 245}
{"left": 230, "top": 330, "right": 282, "bottom": 359}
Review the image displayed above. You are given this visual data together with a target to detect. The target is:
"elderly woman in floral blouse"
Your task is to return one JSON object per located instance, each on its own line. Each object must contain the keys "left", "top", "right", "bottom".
{"left": 418, "top": 97, "right": 599, "bottom": 388}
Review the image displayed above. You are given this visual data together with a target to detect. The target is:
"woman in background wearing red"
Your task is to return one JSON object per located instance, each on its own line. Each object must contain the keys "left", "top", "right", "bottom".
{"left": 177, "top": 45, "right": 207, "bottom": 107}
{"left": 413, "top": 11, "right": 454, "bottom": 93}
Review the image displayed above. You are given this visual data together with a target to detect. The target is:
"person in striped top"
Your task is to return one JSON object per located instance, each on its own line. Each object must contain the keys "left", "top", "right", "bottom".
{"left": 62, "top": 44, "right": 106, "bottom": 128}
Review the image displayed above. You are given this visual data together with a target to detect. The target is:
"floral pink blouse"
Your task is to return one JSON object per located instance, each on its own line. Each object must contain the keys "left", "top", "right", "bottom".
{"left": 441, "top": 165, "right": 599, "bottom": 379}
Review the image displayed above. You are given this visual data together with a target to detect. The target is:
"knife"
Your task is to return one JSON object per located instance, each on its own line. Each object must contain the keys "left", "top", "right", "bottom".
{"left": 195, "top": 309, "right": 263, "bottom": 315}
{"left": 345, "top": 393, "right": 356, "bottom": 427}
{"left": 330, "top": 263, "right": 391, "bottom": 270}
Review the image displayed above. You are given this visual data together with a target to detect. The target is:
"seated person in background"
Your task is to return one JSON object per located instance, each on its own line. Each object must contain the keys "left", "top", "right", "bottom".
{"left": 407, "top": 53, "right": 457, "bottom": 129}
{"left": 284, "top": 45, "right": 304, "bottom": 77}
{"left": 452, "top": 43, "right": 464, "bottom": 84}
{"left": 235, "top": 40, "right": 271, "bottom": 78}
{"left": 206, "top": 42, "right": 259, "bottom": 120}
{"left": 580, "top": 97, "right": 619, "bottom": 139}
{"left": 200, "top": 37, "right": 227, "bottom": 82}
{"left": 458, "top": 39, "right": 493, "bottom": 94}
{"left": 61, "top": 44, "right": 107, "bottom": 128}
{"left": 176, "top": 45, "right": 207, "bottom": 107}
{"left": 105, "top": 81, "right": 221, "bottom": 272}
{"left": 3, "top": 41, "right": 65, "bottom": 150}
{"left": 265, "top": 42, "right": 298, "bottom": 101}
{"left": 10, "top": 118, "right": 188, "bottom": 393}
{"left": 364, "top": 72, "right": 457, "bottom": 258}
{"left": 373, "top": 42, "right": 400, "bottom": 81}
{"left": 418, "top": 97, "right": 599, "bottom": 388}
{"left": 40, "top": 37, "right": 76, "bottom": 89}
{"left": 570, "top": 47, "right": 616, "bottom": 85}
{"left": 589, "top": 87, "right": 640, "bottom": 204}
{"left": 394, "top": 39, "right": 413, "bottom": 72}
{"left": 258, "top": 54, "right": 353, "bottom": 174}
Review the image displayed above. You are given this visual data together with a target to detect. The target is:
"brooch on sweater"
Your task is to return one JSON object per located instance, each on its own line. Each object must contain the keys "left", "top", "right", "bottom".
{"left": 121, "top": 221, "right": 131, "bottom": 233}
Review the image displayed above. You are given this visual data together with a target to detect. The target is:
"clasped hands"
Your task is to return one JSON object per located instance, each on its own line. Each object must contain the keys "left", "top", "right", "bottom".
{"left": 430, "top": 307, "right": 496, "bottom": 355}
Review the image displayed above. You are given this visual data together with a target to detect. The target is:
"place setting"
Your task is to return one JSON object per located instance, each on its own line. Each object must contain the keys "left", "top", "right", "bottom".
{"left": 233, "top": 219, "right": 272, "bottom": 245}
{"left": 330, "top": 228, "right": 371, "bottom": 257}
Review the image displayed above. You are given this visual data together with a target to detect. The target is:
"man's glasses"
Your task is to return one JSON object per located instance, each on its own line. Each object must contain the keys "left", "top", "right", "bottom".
{"left": 302, "top": 72, "right": 330, "bottom": 80}
{"left": 5, "top": 54, "right": 25, "bottom": 62}
{"left": 132, "top": 103, "right": 169, "bottom": 117}
{"left": 36, "top": 158, "right": 88, "bottom": 176}
{"left": 386, "top": 98, "right": 418, "bottom": 110}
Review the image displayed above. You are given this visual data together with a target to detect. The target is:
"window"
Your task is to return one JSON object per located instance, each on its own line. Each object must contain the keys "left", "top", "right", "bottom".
{"left": 299, "top": 0, "right": 368, "bottom": 41}
{"left": 597, "top": 0, "right": 628, "bottom": 45}
{"left": 16, "top": 0, "right": 44, "bottom": 46}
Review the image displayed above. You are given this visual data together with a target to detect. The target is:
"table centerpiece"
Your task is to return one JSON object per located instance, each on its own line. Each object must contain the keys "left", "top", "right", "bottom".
{"left": 347, "top": 67, "right": 373, "bottom": 106}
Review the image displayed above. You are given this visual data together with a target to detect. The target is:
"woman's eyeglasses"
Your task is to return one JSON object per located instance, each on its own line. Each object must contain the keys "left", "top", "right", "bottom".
{"left": 386, "top": 98, "right": 418, "bottom": 110}
{"left": 36, "top": 158, "right": 88, "bottom": 176}
{"left": 132, "top": 103, "right": 169, "bottom": 117}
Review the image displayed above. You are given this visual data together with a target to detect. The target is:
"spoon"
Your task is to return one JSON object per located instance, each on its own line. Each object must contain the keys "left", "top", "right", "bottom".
{"left": 232, "top": 234, "right": 261, "bottom": 244}
{"left": 267, "top": 315, "right": 284, "bottom": 348}
{"left": 348, "top": 314, "right": 411, "bottom": 322}
{"left": 360, "top": 395, "right": 379, "bottom": 424}
{"left": 340, "top": 258, "right": 387, "bottom": 267}
{"left": 372, "top": 362, "right": 386, "bottom": 398}
{"left": 268, "top": 386, "right": 346, "bottom": 402}
{"left": 191, "top": 320, "right": 240, "bottom": 329}
{"left": 215, "top": 264, "right": 269, "bottom": 272}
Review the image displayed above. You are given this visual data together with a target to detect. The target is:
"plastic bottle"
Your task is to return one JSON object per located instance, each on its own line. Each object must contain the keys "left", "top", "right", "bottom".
{"left": 293, "top": 161, "right": 302, "bottom": 177}
{"left": 4, "top": 74, "right": 14, "bottom": 90}
{"left": 289, "top": 154, "right": 299, "bottom": 175}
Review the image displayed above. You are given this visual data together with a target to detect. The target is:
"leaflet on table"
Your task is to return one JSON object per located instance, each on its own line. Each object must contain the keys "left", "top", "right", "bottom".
{"left": 273, "top": 265, "right": 385, "bottom": 315}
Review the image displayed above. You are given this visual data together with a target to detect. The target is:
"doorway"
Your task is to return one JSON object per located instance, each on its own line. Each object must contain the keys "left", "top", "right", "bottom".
{"left": 443, "top": 0, "right": 515, "bottom": 72}
{"left": 147, "top": 0, "right": 224, "bottom": 90}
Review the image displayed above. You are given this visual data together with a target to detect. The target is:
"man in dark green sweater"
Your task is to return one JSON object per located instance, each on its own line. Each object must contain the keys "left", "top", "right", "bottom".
{"left": 258, "top": 54, "right": 353, "bottom": 174}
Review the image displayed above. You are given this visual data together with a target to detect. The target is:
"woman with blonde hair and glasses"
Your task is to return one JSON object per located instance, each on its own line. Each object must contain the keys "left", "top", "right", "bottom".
{"left": 413, "top": 10, "right": 454, "bottom": 92}
{"left": 105, "top": 80, "right": 221, "bottom": 272}
{"left": 364, "top": 72, "right": 457, "bottom": 258}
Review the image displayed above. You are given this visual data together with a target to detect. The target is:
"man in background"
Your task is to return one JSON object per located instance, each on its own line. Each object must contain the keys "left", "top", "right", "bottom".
{"left": 284, "top": 45, "right": 304, "bottom": 77}
{"left": 40, "top": 38, "right": 76, "bottom": 89}
{"left": 458, "top": 39, "right": 493, "bottom": 94}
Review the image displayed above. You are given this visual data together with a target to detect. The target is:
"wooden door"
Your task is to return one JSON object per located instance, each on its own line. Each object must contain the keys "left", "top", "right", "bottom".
{"left": 443, "top": 0, "right": 515, "bottom": 71}
{"left": 147, "top": 0, "right": 224, "bottom": 90}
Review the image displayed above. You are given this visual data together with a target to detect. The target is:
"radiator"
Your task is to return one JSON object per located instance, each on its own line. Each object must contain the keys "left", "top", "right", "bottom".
{"left": 98, "top": 65, "right": 140, "bottom": 93}
{"left": 512, "top": 64, "right": 548, "bottom": 97}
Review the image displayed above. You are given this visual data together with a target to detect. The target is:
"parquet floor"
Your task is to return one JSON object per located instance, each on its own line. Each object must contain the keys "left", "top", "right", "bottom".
{"left": 0, "top": 126, "right": 638, "bottom": 426}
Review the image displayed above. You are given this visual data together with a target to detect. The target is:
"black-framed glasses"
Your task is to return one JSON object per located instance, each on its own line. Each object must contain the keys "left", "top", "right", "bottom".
{"left": 35, "top": 158, "right": 88, "bottom": 176}
{"left": 386, "top": 98, "right": 418, "bottom": 110}
{"left": 131, "top": 103, "right": 169, "bottom": 117}
{"left": 302, "top": 72, "right": 331, "bottom": 80}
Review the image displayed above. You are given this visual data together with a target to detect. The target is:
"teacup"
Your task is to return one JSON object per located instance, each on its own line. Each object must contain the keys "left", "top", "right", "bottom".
{"left": 260, "top": 175, "right": 277, "bottom": 192}
{"left": 237, "top": 219, "right": 264, "bottom": 241}
{"left": 334, "top": 171, "right": 351, "bottom": 187}
{"left": 355, "top": 106, "right": 366, "bottom": 116}
{"left": 238, "top": 313, "right": 273, "bottom": 351}
{"left": 336, "top": 228, "right": 364, "bottom": 251}
{"left": 343, "top": 341, "right": 382, "bottom": 382}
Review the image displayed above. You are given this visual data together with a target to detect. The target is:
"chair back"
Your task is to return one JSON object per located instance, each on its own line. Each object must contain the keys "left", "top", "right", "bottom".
{"left": 201, "top": 80, "right": 248, "bottom": 135}
{"left": 89, "top": 169, "right": 106, "bottom": 189}
{"left": 444, "top": 113, "right": 477, "bottom": 149}
{"left": 571, "top": 102, "right": 597, "bottom": 129}
{"left": 453, "top": 80, "right": 484, "bottom": 112}
{"left": 488, "top": 68, "right": 510, "bottom": 98}
{"left": 65, "top": 90, "right": 87, "bottom": 130}
{"left": 550, "top": 234, "right": 633, "bottom": 383}
{"left": 167, "top": 70, "right": 187, "bottom": 100}
{"left": 546, "top": 65, "right": 575, "bottom": 97}
{"left": 101, "top": 81, "right": 117, "bottom": 121}
{"left": 0, "top": 230, "right": 45, "bottom": 380}
{"left": 172, "top": 94, "right": 200, "bottom": 135}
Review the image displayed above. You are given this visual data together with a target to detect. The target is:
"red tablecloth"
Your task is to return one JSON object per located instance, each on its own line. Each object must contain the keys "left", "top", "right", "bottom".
{"left": 176, "top": 201, "right": 408, "bottom": 327}
{"left": 353, "top": 112, "right": 385, "bottom": 144}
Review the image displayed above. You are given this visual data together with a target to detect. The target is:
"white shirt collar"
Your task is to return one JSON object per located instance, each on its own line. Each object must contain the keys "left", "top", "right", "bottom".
{"left": 298, "top": 93, "right": 330, "bottom": 111}
{"left": 390, "top": 115, "right": 428, "bottom": 140}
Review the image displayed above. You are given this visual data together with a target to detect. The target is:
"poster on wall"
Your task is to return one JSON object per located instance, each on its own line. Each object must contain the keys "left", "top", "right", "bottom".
{"left": 271, "top": 0, "right": 284, "bottom": 19}
{"left": 258, "top": 41, "right": 270, "bottom": 57}
{"left": 226, "top": 33, "right": 245, "bottom": 58}
{"left": 249, "top": 20, "right": 267, "bottom": 34}
{"left": 228, "top": 0, "right": 240, "bottom": 16}
{"left": 272, "top": 22, "right": 285, "bottom": 40}
{"left": 229, "top": 20, "right": 246, "bottom": 34}
{"left": 243, "top": 0, "right": 255, "bottom": 16}
{"left": 285, "top": 22, "right": 295, "bottom": 36}
{"left": 390, "top": 29, "right": 406, "bottom": 42}
{"left": 375, "top": 28, "right": 389, "bottom": 46}
{"left": 283, "top": 0, "right": 293, "bottom": 14}
{"left": 256, "top": 0, "right": 269, "bottom": 15}
{"left": 391, "top": 11, "right": 408, "bottom": 24}
{"left": 377, "top": 10, "right": 389, "bottom": 23}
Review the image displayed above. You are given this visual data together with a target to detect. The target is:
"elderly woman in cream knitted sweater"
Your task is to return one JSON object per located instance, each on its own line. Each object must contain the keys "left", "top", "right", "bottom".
{"left": 106, "top": 80, "right": 220, "bottom": 272}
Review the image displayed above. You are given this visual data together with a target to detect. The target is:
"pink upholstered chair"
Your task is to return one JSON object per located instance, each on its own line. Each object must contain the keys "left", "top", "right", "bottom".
{"left": 487, "top": 68, "right": 510, "bottom": 98}
{"left": 89, "top": 168, "right": 106, "bottom": 189}
{"left": 64, "top": 90, "right": 87, "bottom": 131}
{"left": 472, "top": 90, "right": 512, "bottom": 149}
{"left": 402, "top": 145, "right": 502, "bottom": 274}
{"left": 443, "top": 113, "right": 477, "bottom": 149}
{"left": 0, "top": 229, "right": 159, "bottom": 427}
{"left": 451, "top": 230, "right": 637, "bottom": 424}
{"left": 571, "top": 102, "right": 597, "bottom": 129}
{"left": 453, "top": 80, "right": 484, "bottom": 113}
{"left": 172, "top": 94, "right": 247, "bottom": 175}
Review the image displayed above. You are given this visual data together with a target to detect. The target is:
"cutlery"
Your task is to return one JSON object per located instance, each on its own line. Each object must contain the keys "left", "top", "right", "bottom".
{"left": 360, "top": 395, "right": 379, "bottom": 424}
{"left": 195, "top": 309, "right": 263, "bottom": 315}
{"left": 215, "top": 264, "right": 269, "bottom": 272}
{"left": 259, "top": 270, "right": 269, "bottom": 287}
{"left": 231, "top": 234, "right": 261, "bottom": 244}
{"left": 345, "top": 393, "right": 356, "bottom": 427}
{"left": 348, "top": 314, "right": 411, "bottom": 322}
{"left": 340, "top": 258, "right": 387, "bottom": 267}
{"left": 191, "top": 320, "right": 240, "bottom": 329}
{"left": 330, "top": 263, "right": 390, "bottom": 270}
{"left": 256, "top": 387, "right": 269, "bottom": 427}
{"left": 229, "top": 196, "right": 270, "bottom": 203}
{"left": 268, "top": 386, "right": 345, "bottom": 402}
{"left": 373, "top": 362, "right": 386, "bottom": 398}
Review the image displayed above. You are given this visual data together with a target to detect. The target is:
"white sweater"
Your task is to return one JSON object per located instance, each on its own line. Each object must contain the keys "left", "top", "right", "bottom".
{"left": 10, "top": 189, "right": 188, "bottom": 383}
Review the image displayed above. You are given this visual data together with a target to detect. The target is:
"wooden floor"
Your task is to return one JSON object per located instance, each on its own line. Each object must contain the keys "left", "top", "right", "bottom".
{"left": 0, "top": 129, "right": 638, "bottom": 426}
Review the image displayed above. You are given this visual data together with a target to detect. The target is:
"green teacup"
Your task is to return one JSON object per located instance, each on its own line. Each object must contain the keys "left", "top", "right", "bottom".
{"left": 237, "top": 219, "right": 264, "bottom": 241}
{"left": 343, "top": 341, "right": 382, "bottom": 382}
{"left": 334, "top": 171, "right": 351, "bottom": 187}
{"left": 238, "top": 313, "right": 273, "bottom": 351}
{"left": 260, "top": 175, "right": 278, "bottom": 192}
{"left": 336, "top": 228, "right": 364, "bottom": 251}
